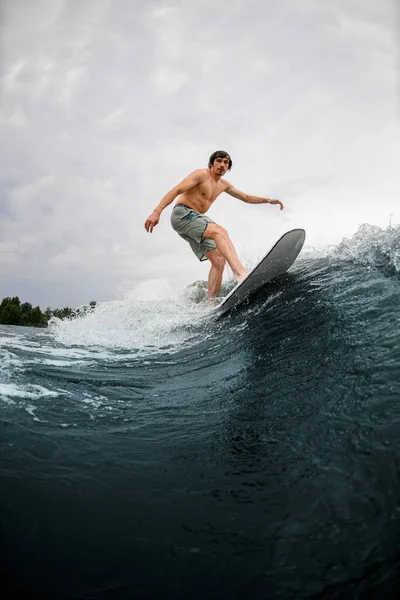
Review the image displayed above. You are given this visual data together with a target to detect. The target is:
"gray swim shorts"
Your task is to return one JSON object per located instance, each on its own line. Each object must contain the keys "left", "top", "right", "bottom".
{"left": 170, "top": 204, "right": 217, "bottom": 261}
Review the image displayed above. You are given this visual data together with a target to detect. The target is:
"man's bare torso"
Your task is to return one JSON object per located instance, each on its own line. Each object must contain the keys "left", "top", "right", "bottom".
{"left": 176, "top": 169, "right": 229, "bottom": 214}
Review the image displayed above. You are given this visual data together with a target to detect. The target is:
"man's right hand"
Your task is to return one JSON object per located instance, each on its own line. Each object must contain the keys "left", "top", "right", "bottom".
{"left": 144, "top": 211, "right": 160, "bottom": 233}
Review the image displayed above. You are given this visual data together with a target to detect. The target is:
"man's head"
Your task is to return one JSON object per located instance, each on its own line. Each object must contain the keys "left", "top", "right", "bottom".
{"left": 208, "top": 150, "right": 232, "bottom": 175}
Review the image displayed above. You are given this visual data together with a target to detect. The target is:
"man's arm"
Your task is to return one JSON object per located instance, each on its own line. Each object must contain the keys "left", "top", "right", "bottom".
{"left": 225, "top": 184, "right": 284, "bottom": 210}
{"left": 145, "top": 170, "right": 206, "bottom": 233}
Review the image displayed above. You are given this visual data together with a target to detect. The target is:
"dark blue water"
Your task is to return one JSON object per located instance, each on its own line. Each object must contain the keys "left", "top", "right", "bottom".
{"left": 1, "top": 224, "right": 400, "bottom": 599}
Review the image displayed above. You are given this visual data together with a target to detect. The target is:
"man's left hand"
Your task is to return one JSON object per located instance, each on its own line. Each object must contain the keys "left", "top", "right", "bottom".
{"left": 269, "top": 199, "right": 284, "bottom": 210}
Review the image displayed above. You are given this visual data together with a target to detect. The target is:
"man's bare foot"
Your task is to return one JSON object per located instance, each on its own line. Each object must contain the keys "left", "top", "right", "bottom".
{"left": 236, "top": 271, "right": 248, "bottom": 285}
{"left": 207, "top": 297, "right": 219, "bottom": 308}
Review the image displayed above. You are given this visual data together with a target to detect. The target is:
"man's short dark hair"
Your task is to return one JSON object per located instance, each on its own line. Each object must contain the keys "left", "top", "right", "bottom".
{"left": 208, "top": 150, "right": 232, "bottom": 171}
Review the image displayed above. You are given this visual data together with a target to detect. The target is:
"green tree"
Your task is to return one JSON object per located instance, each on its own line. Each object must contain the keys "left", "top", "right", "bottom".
{"left": 0, "top": 302, "right": 22, "bottom": 325}
{"left": 21, "top": 302, "right": 33, "bottom": 314}
{"left": 0, "top": 297, "right": 12, "bottom": 313}
{"left": 0, "top": 296, "right": 97, "bottom": 327}
{"left": 30, "top": 306, "right": 43, "bottom": 326}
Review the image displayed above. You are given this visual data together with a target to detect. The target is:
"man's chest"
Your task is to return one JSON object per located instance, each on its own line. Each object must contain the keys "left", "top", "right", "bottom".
{"left": 198, "top": 180, "right": 225, "bottom": 200}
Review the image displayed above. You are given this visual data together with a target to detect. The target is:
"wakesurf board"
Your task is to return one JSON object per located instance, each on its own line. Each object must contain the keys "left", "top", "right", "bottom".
{"left": 215, "top": 228, "right": 306, "bottom": 317}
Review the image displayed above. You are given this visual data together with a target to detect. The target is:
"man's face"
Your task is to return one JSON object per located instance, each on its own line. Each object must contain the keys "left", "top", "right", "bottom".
{"left": 212, "top": 156, "right": 230, "bottom": 176}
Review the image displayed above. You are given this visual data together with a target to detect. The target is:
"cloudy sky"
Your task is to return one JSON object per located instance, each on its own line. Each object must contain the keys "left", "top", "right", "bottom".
{"left": 1, "top": 0, "right": 399, "bottom": 308}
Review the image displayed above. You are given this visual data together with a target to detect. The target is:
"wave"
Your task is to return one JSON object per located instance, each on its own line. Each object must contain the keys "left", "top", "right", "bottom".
{"left": 1, "top": 223, "right": 400, "bottom": 599}
{"left": 335, "top": 223, "right": 400, "bottom": 277}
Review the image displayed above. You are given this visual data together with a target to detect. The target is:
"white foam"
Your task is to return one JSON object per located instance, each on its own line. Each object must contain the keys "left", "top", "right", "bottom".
{"left": 0, "top": 349, "right": 24, "bottom": 370}
{"left": 2, "top": 332, "right": 108, "bottom": 363}
{"left": 0, "top": 383, "right": 60, "bottom": 401}
{"left": 32, "top": 358, "right": 92, "bottom": 367}
{"left": 49, "top": 279, "right": 210, "bottom": 353}
{"left": 0, "top": 350, "right": 25, "bottom": 390}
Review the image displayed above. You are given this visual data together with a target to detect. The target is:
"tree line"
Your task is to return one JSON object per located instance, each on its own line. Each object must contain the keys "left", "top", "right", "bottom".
{"left": 0, "top": 296, "right": 96, "bottom": 327}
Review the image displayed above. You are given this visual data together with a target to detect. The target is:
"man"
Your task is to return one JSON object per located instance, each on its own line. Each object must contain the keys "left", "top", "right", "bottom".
{"left": 144, "top": 150, "right": 284, "bottom": 299}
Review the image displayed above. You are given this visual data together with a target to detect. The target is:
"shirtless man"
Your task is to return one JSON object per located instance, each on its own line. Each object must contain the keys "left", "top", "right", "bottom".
{"left": 144, "top": 150, "right": 284, "bottom": 299}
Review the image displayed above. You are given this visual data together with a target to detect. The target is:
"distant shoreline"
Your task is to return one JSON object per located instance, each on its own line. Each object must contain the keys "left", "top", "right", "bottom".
{"left": 0, "top": 297, "right": 97, "bottom": 327}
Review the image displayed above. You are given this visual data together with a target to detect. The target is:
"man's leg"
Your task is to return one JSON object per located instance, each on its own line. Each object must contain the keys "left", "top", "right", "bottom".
{"left": 206, "top": 249, "right": 226, "bottom": 298}
{"left": 202, "top": 223, "right": 248, "bottom": 283}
